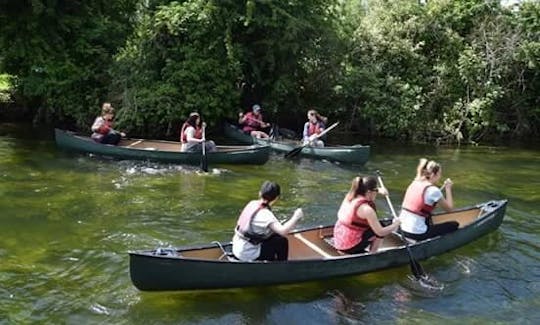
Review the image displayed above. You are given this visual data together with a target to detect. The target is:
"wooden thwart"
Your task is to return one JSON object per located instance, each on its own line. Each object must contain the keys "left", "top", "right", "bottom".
{"left": 127, "top": 140, "right": 144, "bottom": 147}
{"left": 294, "top": 233, "right": 334, "bottom": 258}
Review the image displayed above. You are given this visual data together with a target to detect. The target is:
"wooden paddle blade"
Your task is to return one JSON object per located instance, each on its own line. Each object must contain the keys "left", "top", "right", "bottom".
{"left": 284, "top": 145, "right": 305, "bottom": 158}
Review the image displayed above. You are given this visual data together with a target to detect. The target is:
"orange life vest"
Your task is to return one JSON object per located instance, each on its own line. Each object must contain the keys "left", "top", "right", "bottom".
{"left": 180, "top": 122, "right": 203, "bottom": 143}
{"left": 242, "top": 112, "right": 263, "bottom": 132}
{"left": 235, "top": 200, "right": 271, "bottom": 244}
{"left": 401, "top": 180, "right": 437, "bottom": 218}
{"left": 97, "top": 119, "right": 112, "bottom": 135}
{"left": 307, "top": 122, "right": 323, "bottom": 136}
{"left": 333, "top": 198, "right": 376, "bottom": 250}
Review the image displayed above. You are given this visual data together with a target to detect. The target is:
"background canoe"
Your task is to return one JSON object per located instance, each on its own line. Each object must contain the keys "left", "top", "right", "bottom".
{"left": 55, "top": 128, "right": 270, "bottom": 165}
{"left": 223, "top": 122, "right": 370, "bottom": 165}
{"left": 129, "top": 199, "right": 507, "bottom": 291}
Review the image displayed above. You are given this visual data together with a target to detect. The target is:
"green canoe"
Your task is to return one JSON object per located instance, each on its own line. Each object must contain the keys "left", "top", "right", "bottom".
{"left": 55, "top": 128, "right": 270, "bottom": 165}
{"left": 223, "top": 122, "right": 370, "bottom": 165}
{"left": 129, "top": 200, "right": 507, "bottom": 291}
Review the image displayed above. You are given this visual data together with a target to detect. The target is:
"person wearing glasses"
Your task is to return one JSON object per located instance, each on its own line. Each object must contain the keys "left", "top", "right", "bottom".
{"left": 302, "top": 109, "right": 328, "bottom": 147}
{"left": 333, "top": 176, "right": 401, "bottom": 254}
{"left": 399, "top": 158, "right": 458, "bottom": 240}
{"left": 91, "top": 102, "right": 126, "bottom": 145}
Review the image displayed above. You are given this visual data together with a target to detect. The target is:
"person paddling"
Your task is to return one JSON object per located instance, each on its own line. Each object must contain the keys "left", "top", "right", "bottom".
{"left": 399, "top": 158, "right": 458, "bottom": 240}
{"left": 302, "top": 109, "right": 328, "bottom": 147}
{"left": 90, "top": 103, "right": 126, "bottom": 145}
{"left": 333, "top": 176, "right": 401, "bottom": 254}
{"left": 179, "top": 112, "right": 216, "bottom": 153}
{"left": 232, "top": 181, "right": 304, "bottom": 261}
{"left": 238, "top": 104, "right": 270, "bottom": 139}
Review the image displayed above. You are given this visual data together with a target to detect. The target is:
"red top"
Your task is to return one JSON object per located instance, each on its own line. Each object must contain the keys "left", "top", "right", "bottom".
{"left": 333, "top": 198, "right": 376, "bottom": 250}
{"left": 180, "top": 122, "right": 203, "bottom": 143}
{"left": 242, "top": 112, "right": 264, "bottom": 132}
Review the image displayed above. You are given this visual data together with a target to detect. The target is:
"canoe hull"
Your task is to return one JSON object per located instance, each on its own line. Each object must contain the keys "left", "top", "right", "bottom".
{"left": 129, "top": 200, "right": 507, "bottom": 291}
{"left": 55, "top": 129, "right": 270, "bottom": 165}
{"left": 223, "top": 123, "right": 370, "bottom": 165}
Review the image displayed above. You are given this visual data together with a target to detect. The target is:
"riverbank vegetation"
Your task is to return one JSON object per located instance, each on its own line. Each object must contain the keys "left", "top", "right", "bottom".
{"left": 1, "top": 0, "right": 538, "bottom": 144}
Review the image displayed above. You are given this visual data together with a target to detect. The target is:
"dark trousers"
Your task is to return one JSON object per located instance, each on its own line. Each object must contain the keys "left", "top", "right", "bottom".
{"left": 402, "top": 221, "right": 459, "bottom": 241}
{"left": 101, "top": 132, "right": 121, "bottom": 145}
{"left": 256, "top": 234, "right": 289, "bottom": 261}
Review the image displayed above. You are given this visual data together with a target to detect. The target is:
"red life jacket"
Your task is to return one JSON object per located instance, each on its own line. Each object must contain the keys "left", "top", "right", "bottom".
{"left": 242, "top": 112, "right": 263, "bottom": 132}
{"left": 333, "top": 198, "right": 376, "bottom": 250}
{"left": 401, "top": 180, "right": 437, "bottom": 218}
{"left": 180, "top": 122, "right": 203, "bottom": 143}
{"left": 235, "top": 200, "right": 271, "bottom": 244}
{"left": 307, "top": 122, "right": 323, "bottom": 137}
{"left": 97, "top": 119, "right": 112, "bottom": 135}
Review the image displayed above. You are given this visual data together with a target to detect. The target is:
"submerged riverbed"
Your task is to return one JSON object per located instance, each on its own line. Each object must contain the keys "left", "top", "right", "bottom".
{"left": 0, "top": 124, "right": 539, "bottom": 324}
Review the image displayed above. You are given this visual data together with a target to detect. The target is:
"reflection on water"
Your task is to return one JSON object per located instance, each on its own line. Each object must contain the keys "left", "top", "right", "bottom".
{"left": 1, "top": 124, "right": 539, "bottom": 324}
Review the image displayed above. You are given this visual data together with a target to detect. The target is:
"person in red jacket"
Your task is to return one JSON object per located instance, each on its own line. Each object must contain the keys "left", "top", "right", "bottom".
{"left": 399, "top": 158, "right": 458, "bottom": 240}
{"left": 179, "top": 112, "right": 216, "bottom": 152}
{"left": 91, "top": 103, "right": 125, "bottom": 145}
{"left": 333, "top": 176, "right": 401, "bottom": 254}
{"left": 238, "top": 104, "right": 270, "bottom": 139}
{"left": 302, "top": 109, "right": 328, "bottom": 147}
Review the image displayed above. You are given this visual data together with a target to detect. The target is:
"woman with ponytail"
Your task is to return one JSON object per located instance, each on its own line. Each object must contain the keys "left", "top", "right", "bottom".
{"left": 399, "top": 158, "right": 458, "bottom": 240}
{"left": 333, "top": 176, "right": 401, "bottom": 254}
{"left": 232, "top": 181, "right": 304, "bottom": 261}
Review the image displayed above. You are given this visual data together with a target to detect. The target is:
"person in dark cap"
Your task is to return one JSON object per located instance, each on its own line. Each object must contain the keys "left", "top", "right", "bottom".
{"left": 232, "top": 181, "right": 304, "bottom": 261}
{"left": 179, "top": 112, "right": 216, "bottom": 152}
{"left": 238, "top": 104, "right": 271, "bottom": 139}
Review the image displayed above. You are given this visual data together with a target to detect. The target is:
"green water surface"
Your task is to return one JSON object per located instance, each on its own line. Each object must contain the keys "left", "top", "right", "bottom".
{"left": 0, "top": 124, "right": 539, "bottom": 324}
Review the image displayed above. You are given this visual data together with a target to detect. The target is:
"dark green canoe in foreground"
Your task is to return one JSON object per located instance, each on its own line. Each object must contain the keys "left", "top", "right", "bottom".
{"left": 129, "top": 200, "right": 507, "bottom": 291}
{"left": 55, "top": 129, "right": 271, "bottom": 165}
{"left": 223, "top": 122, "right": 370, "bottom": 165}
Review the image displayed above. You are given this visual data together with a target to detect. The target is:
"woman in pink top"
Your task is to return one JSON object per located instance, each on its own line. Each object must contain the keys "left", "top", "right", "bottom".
{"left": 333, "top": 176, "right": 401, "bottom": 254}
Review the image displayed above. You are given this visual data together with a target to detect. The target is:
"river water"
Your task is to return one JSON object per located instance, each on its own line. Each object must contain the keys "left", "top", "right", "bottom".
{"left": 0, "top": 123, "right": 539, "bottom": 324}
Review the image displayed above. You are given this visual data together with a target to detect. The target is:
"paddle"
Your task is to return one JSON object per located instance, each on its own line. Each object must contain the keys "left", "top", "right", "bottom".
{"left": 200, "top": 124, "right": 208, "bottom": 172}
{"left": 375, "top": 171, "right": 427, "bottom": 280}
{"left": 284, "top": 121, "right": 340, "bottom": 158}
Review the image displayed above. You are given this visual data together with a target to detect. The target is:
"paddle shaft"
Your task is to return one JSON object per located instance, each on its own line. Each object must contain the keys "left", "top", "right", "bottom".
{"left": 200, "top": 125, "right": 208, "bottom": 172}
{"left": 309, "top": 121, "right": 339, "bottom": 141}
{"left": 375, "top": 172, "right": 426, "bottom": 279}
{"left": 284, "top": 122, "right": 339, "bottom": 158}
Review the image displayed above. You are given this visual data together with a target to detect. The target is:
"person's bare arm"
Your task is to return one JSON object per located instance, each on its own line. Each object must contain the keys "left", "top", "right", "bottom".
{"left": 361, "top": 205, "right": 400, "bottom": 237}
{"left": 268, "top": 208, "right": 304, "bottom": 236}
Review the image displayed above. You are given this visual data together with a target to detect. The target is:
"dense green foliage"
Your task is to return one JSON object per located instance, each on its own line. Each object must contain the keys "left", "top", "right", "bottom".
{"left": 0, "top": 73, "right": 10, "bottom": 102}
{"left": 1, "top": 0, "right": 538, "bottom": 143}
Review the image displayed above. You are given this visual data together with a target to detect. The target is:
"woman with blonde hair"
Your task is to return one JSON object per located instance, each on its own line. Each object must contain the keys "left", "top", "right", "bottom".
{"left": 91, "top": 102, "right": 125, "bottom": 145}
{"left": 399, "top": 158, "right": 458, "bottom": 240}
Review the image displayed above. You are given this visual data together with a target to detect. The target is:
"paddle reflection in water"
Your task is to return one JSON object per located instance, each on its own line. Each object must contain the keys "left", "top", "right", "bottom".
{"left": 326, "top": 289, "right": 366, "bottom": 322}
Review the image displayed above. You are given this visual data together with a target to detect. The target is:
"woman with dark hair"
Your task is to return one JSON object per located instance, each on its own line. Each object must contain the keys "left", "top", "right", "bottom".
{"left": 180, "top": 112, "right": 216, "bottom": 152}
{"left": 333, "top": 176, "right": 401, "bottom": 254}
{"left": 232, "top": 181, "right": 304, "bottom": 261}
{"left": 399, "top": 158, "right": 458, "bottom": 240}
